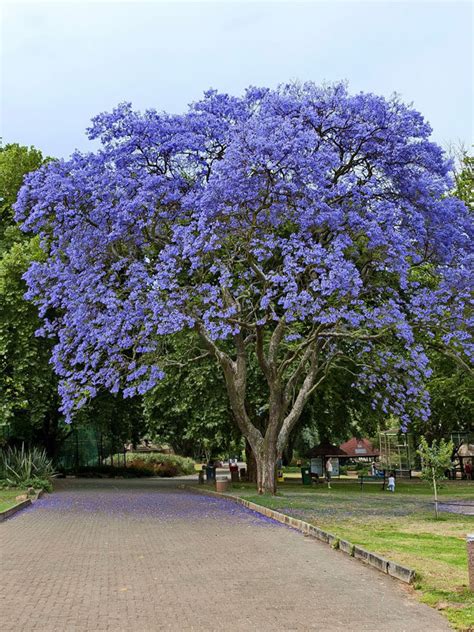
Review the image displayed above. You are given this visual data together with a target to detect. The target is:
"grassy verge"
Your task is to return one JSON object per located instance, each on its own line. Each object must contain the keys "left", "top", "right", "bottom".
{"left": 0, "top": 488, "right": 29, "bottom": 512}
{"left": 228, "top": 479, "right": 474, "bottom": 630}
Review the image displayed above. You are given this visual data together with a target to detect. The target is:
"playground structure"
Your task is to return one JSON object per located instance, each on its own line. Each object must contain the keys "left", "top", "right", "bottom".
{"left": 378, "top": 430, "right": 414, "bottom": 477}
{"left": 450, "top": 431, "right": 474, "bottom": 478}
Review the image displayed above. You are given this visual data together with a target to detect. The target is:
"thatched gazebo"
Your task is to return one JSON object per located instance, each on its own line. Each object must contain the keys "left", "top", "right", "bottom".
{"left": 304, "top": 442, "right": 348, "bottom": 477}
{"left": 305, "top": 442, "right": 348, "bottom": 460}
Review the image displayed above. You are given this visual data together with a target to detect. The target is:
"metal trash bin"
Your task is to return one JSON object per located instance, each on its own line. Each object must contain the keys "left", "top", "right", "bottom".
{"left": 301, "top": 467, "right": 312, "bottom": 485}
{"left": 206, "top": 465, "right": 216, "bottom": 482}
{"left": 229, "top": 463, "right": 239, "bottom": 483}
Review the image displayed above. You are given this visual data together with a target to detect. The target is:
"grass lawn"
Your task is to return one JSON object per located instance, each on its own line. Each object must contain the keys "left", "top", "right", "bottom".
{"left": 228, "top": 479, "right": 474, "bottom": 630}
{"left": 0, "top": 488, "right": 29, "bottom": 512}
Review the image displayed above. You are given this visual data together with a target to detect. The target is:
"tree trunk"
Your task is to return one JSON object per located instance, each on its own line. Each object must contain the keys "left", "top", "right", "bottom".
{"left": 245, "top": 440, "right": 258, "bottom": 483}
{"left": 196, "top": 325, "right": 321, "bottom": 496}
{"left": 256, "top": 442, "right": 278, "bottom": 495}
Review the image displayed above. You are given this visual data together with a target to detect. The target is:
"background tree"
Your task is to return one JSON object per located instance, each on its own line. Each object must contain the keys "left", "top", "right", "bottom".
{"left": 76, "top": 391, "right": 147, "bottom": 450}
{"left": 0, "top": 143, "right": 44, "bottom": 249}
{"left": 143, "top": 333, "right": 239, "bottom": 459}
{"left": 0, "top": 144, "right": 149, "bottom": 458}
{"left": 405, "top": 153, "right": 473, "bottom": 445}
{"left": 454, "top": 154, "right": 473, "bottom": 210}
{"left": 294, "top": 361, "right": 382, "bottom": 449}
{"left": 419, "top": 353, "right": 473, "bottom": 442}
{"left": 0, "top": 144, "right": 66, "bottom": 455}
{"left": 417, "top": 437, "right": 453, "bottom": 519}
{"left": 16, "top": 84, "right": 473, "bottom": 493}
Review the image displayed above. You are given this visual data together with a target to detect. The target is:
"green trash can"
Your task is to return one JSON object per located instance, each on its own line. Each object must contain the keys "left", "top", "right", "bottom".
{"left": 301, "top": 467, "right": 312, "bottom": 485}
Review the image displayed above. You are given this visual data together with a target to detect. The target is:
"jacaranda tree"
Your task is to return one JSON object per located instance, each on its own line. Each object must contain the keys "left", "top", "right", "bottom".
{"left": 15, "top": 83, "right": 473, "bottom": 493}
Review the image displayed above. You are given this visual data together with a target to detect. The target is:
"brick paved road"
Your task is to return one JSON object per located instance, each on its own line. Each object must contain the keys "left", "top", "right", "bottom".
{"left": 0, "top": 478, "right": 450, "bottom": 632}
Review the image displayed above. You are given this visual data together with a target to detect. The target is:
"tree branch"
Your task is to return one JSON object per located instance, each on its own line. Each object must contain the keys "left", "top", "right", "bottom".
{"left": 196, "top": 323, "right": 263, "bottom": 450}
{"left": 256, "top": 325, "right": 271, "bottom": 381}
{"left": 268, "top": 318, "right": 286, "bottom": 368}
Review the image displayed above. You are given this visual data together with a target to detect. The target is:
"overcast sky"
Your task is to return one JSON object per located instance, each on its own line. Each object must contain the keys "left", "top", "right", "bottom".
{"left": 1, "top": 1, "right": 472, "bottom": 158}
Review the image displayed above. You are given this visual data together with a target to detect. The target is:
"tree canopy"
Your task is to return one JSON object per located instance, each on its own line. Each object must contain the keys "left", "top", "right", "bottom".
{"left": 0, "top": 144, "right": 61, "bottom": 450}
{"left": 15, "top": 83, "right": 473, "bottom": 492}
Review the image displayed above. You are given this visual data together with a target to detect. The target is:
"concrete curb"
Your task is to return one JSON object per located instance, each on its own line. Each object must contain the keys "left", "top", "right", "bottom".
{"left": 0, "top": 498, "right": 32, "bottom": 522}
{"left": 185, "top": 485, "right": 416, "bottom": 584}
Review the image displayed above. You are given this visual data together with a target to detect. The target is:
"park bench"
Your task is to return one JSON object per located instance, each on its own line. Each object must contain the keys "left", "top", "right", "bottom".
{"left": 358, "top": 473, "right": 386, "bottom": 490}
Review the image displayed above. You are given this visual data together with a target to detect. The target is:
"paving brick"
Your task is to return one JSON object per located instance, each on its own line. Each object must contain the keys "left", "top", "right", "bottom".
{"left": 0, "top": 478, "right": 449, "bottom": 631}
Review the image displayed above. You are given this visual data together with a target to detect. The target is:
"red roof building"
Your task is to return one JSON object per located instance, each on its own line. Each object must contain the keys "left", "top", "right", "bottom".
{"left": 339, "top": 437, "right": 380, "bottom": 458}
{"left": 305, "top": 442, "right": 348, "bottom": 459}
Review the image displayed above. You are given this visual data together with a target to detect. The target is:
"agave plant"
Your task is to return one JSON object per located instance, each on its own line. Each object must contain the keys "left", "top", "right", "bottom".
{"left": 0, "top": 444, "right": 55, "bottom": 485}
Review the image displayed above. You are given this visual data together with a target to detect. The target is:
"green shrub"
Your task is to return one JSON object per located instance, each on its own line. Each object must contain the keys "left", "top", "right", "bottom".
{"left": 22, "top": 478, "right": 53, "bottom": 492}
{"left": 130, "top": 452, "right": 195, "bottom": 474}
{"left": 126, "top": 458, "right": 157, "bottom": 475}
{"left": 127, "top": 458, "right": 181, "bottom": 477}
{"left": 0, "top": 444, "right": 55, "bottom": 485}
{"left": 154, "top": 462, "right": 180, "bottom": 477}
{"left": 75, "top": 453, "right": 195, "bottom": 478}
{"left": 116, "top": 452, "right": 195, "bottom": 475}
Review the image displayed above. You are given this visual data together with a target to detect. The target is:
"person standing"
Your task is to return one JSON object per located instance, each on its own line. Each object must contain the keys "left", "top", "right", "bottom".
{"left": 387, "top": 472, "right": 396, "bottom": 492}
{"left": 465, "top": 461, "right": 472, "bottom": 480}
{"left": 325, "top": 458, "right": 333, "bottom": 489}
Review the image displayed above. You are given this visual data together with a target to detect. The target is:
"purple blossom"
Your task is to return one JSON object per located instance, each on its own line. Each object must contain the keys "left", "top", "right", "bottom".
{"left": 14, "top": 82, "right": 473, "bottom": 425}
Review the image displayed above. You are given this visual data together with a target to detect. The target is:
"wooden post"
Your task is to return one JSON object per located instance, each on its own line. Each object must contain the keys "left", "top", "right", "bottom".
{"left": 432, "top": 466, "right": 439, "bottom": 519}
{"left": 467, "top": 534, "right": 474, "bottom": 592}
